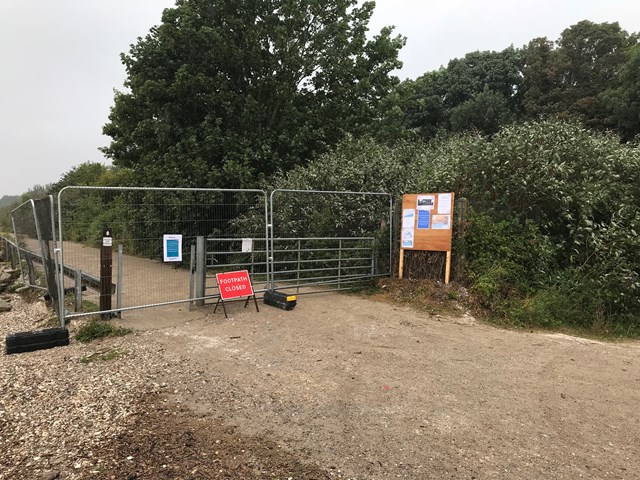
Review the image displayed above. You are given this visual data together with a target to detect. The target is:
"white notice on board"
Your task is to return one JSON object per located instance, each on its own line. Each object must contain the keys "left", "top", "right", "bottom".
{"left": 242, "top": 238, "right": 253, "bottom": 253}
{"left": 437, "top": 193, "right": 452, "bottom": 215}
{"left": 417, "top": 195, "right": 435, "bottom": 210}
{"left": 401, "top": 228, "right": 414, "bottom": 248}
{"left": 402, "top": 209, "right": 415, "bottom": 229}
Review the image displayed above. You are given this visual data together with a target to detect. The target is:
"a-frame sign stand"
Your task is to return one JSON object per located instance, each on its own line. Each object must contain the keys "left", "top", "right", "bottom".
{"left": 214, "top": 270, "right": 259, "bottom": 318}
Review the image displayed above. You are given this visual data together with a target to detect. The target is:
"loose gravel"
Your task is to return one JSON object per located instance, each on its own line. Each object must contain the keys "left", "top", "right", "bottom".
{"left": 0, "top": 290, "right": 179, "bottom": 480}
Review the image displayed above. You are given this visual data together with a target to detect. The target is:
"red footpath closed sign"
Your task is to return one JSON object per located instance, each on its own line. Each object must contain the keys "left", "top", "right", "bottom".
{"left": 215, "top": 270, "right": 254, "bottom": 300}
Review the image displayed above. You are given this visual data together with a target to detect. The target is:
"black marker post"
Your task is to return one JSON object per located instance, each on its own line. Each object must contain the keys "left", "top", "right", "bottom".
{"left": 100, "top": 227, "right": 113, "bottom": 318}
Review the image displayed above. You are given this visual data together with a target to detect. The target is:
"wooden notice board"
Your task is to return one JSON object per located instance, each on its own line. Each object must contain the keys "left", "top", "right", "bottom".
{"left": 399, "top": 192, "right": 455, "bottom": 284}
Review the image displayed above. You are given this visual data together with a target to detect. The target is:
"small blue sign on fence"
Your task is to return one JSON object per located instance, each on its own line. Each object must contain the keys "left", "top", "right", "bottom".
{"left": 163, "top": 234, "right": 183, "bottom": 262}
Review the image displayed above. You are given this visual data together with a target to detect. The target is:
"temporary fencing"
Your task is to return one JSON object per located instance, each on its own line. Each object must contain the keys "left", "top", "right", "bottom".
{"left": 55, "top": 186, "right": 394, "bottom": 323}
{"left": 10, "top": 197, "right": 59, "bottom": 309}
{"left": 57, "top": 187, "right": 268, "bottom": 320}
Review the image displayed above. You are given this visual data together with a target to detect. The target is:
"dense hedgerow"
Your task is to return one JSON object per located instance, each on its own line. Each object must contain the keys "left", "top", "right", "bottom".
{"left": 277, "top": 120, "right": 640, "bottom": 334}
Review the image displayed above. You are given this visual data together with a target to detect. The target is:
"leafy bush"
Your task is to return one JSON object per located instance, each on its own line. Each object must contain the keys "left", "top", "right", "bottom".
{"left": 463, "top": 213, "right": 554, "bottom": 311}
{"left": 415, "top": 120, "right": 640, "bottom": 332}
{"left": 281, "top": 120, "right": 640, "bottom": 334}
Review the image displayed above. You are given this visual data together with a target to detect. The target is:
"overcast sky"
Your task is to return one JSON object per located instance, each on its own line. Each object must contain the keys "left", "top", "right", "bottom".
{"left": 1, "top": 0, "right": 639, "bottom": 197}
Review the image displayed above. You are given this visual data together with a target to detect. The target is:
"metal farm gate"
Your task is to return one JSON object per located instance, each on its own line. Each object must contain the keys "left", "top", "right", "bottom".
{"left": 268, "top": 189, "right": 393, "bottom": 294}
{"left": 55, "top": 186, "right": 392, "bottom": 323}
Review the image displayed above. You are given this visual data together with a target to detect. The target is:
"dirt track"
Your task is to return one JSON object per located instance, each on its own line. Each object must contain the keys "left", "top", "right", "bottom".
{"left": 108, "top": 291, "right": 640, "bottom": 479}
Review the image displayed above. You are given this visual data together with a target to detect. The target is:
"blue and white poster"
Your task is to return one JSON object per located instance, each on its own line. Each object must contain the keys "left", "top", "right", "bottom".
{"left": 163, "top": 234, "right": 183, "bottom": 262}
{"left": 402, "top": 228, "right": 414, "bottom": 248}
{"left": 417, "top": 209, "right": 431, "bottom": 229}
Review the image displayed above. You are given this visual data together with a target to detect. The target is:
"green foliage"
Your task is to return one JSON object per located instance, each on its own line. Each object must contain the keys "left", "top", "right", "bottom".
{"left": 102, "top": 0, "right": 405, "bottom": 188}
{"left": 0, "top": 195, "right": 20, "bottom": 232}
{"left": 413, "top": 119, "right": 640, "bottom": 332}
{"left": 520, "top": 21, "right": 638, "bottom": 134}
{"left": 0, "top": 207, "right": 14, "bottom": 232}
{"left": 463, "top": 213, "right": 554, "bottom": 310}
{"left": 393, "top": 20, "right": 639, "bottom": 142}
{"left": 449, "top": 88, "right": 513, "bottom": 135}
{"left": 49, "top": 162, "right": 108, "bottom": 193}
{"left": 393, "top": 47, "right": 523, "bottom": 139}
{"left": 20, "top": 184, "right": 51, "bottom": 202}
{"left": 49, "top": 162, "right": 134, "bottom": 194}
{"left": 601, "top": 43, "right": 640, "bottom": 141}
{"left": 51, "top": 163, "right": 137, "bottom": 246}
{"left": 75, "top": 320, "right": 133, "bottom": 343}
{"left": 443, "top": 47, "right": 524, "bottom": 109}
{"left": 275, "top": 136, "right": 427, "bottom": 195}
{"left": 282, "top": 120, "right": 640, "bottom": 333}
{"left": 0, "top": 195, "right": 19, "bottom": 209}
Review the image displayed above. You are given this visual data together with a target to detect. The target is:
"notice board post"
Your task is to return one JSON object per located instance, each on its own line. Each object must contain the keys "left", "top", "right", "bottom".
{"left": 399, "top": 192, "right": 454, "bottom": 284}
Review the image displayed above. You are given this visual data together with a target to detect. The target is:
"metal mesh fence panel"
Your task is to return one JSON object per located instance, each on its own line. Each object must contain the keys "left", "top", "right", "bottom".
{"left": 204, "top": 237, "right": 270, "bottom": 300}
{"left": 57, "top": 187, "right": 268, "bottom": 319}
{"left": 11, "top": 199, "right": 49, "bottom": 290}
{"left": 269, "top": 189, "right": 393, "bottom": 293}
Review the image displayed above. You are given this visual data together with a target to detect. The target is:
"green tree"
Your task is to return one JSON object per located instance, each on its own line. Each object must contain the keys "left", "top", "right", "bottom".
{"left": 102, "top": 0, "right": 405, "bottom": 188}
{"left": 521, "top": 37, "right": 560, "bottom": 117}
{"left": 442, "top": 47, "right": 523, "bottom": 110}
{"left": 601, "top": 43, "right": 640, "bottom": 141}
{"left": 20, "top": 184, "right": 51, "bottom": 202}
{"left": 393, "top": 71, "right": 449, "bottom": 140}
{"left": 449, "top": 87, "right": 513, "bottom": 134}
{"left": 396, "top": 47, "right": 523, "bottom": 139}
{"left": 522, "top": 21, "right": 637, "bottom": 130}
{"left": 49, "top": 162, "right": 133, "bottom": 193}
{"left": 49, "top": 162, "right": 107, "bottom": 193}
{"left": 556, "top": 20, "right": 635, "bottom": 129}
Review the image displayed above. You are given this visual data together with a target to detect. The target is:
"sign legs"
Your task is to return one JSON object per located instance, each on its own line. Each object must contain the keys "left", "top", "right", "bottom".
{"left": 214, "top": 294, "right": 260, "bottom": 319}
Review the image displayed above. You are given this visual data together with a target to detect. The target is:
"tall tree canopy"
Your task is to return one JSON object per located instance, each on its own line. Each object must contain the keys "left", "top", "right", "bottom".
{"left": 393, "top": 47, "right": 524, "bottom": 138}
{"left": 102, "top": 0, "right": 405, "bottom": 187}
{"left": 392, "top": 20, "right": 639, "bottom": 141}
{"left": 522, "top": 21, "right": 636, "bottom": 130}
{"left": 601, "top": 43, "right": 640, "bottom": 141}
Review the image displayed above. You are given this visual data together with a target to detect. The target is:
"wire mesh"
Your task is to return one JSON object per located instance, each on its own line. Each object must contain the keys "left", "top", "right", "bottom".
{"left": 57, "top": 187, "right": 268, "bottom": 318}
{"left": 269, "top": 190, "right": 393, "bottom": 292}
{"left": 10, "top": 199, "right": 49, "bottom": 290}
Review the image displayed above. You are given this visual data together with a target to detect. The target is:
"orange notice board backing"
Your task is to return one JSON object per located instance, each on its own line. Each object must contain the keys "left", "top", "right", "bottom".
{"left": 399, "top": 192, "right": 455, "bottom": 283}
{"left": 401, "top": 193, "right": 454, "bottom": 251}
